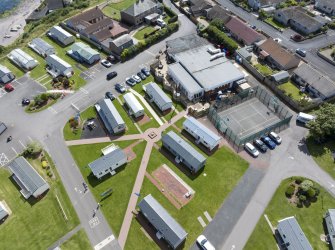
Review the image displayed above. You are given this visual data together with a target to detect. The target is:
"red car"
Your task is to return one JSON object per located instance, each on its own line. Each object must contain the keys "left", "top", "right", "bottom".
{"left": 4, "top": 83, "right": 14, "bottom": 92}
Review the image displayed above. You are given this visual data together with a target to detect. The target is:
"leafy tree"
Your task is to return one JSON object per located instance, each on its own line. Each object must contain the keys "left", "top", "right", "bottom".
{"left": 300, "top": 180, "right": 314, "bottom": 192}
{"left": 205, "top": 25, "right": 238, "bottom": 54}
{"left": 285, "top": 185, "right": 295, "bottom": 197}
{"left": 299, "top": 194, "right": 307, "bottom": 202}
{"left": 210, "top": 18, "right": 225, "bottom": 31}
{"left": 307, "top": 188, "right": 316, "bottom": 198}
{"left": 23, "top": 141, "right": 43, "bottom": 156}
{"left": 307, "top": 103, "right": 335, "bottom": 141}
{"left": 258, "top": 10, "right": 268, "bottom": 20}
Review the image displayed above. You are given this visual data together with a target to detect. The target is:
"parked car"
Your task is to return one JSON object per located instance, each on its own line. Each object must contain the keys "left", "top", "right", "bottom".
{"left": 268, "top": 131, "right": 282, "bottom": 144}
{"left": 115, "top": 83, "right": 126, "bottom": 93}
{"left": 22, "top": 98, "right": 30, "bottom": 106}
{"left": 141, "top": 67, "right": 150, "bottom": 76}
{"left": 106, "top": 71, "right": 117, "bottom": 80}
{"left": 126, "top": 77, "right": 136, "bottom": 86}
{"left": 295, "top": 48, "right": 306, "bottom": 57}
{"left": 290, "top": 34, "right": 303, "bottom": 41}
{"left": 244, "top": 142, "right": 260, "bottom": 157}
{"left": 132, "top": 74, "right": 141, "bottom": 83}
{"left": 105, "top": 91, "right": 115, "bottom": 101}
{"left": 260, "top": 135, "right": 276, "bottom": 150}
{"left": 101, "top": 59, "right": 112, "bottom": 68}
{"left": 156, "top": 18, "right": 166, "bottom": 27}
{"left": 4, "top": 84, "right": 14, "bottom": 92}
{"left": 273, "top": 38, "right": 282, "bottom": 43}
{"left": 106, "top": 55, "right": 115, "bottom": 63}
{"left": 137, "top": 72, "right": 146, "bottom": 80}
{"left": 253, "top": 139, "right": 267, "bottom": 153}
{"left": 196, "top": 235, "right": 215, "bottom": 250}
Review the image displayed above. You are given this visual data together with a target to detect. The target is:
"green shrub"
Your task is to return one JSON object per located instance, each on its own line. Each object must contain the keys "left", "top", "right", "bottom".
{"left": 285, "top": 185, "right": 295, "bottom": 197}
{"left": 307, "top": 188, "right": 316, "bottom": 198}
{"left": 46, "top": 170, "right": 53, "bottom": 177}
{"left": 205, "top": 25, "right": 238, "bottom": 54}
{"left": 168, "top": 16, "right": 178, "bottom": 23}
{"left": 294, "top": 177, "right": 304, "bottom": 184}
{"left": 301, "top": 180, "right": 314, "bottom": 192}
{"left": 23, "top": 142, "right": 43, "bottom": 157}
{"left": 164, "top": 5, "right": 177, "bottom": 17}
{"left": 299, "top": 194, "right": 307, "bottom": 202}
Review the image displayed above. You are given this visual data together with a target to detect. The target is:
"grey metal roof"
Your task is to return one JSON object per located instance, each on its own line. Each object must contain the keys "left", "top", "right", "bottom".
{"left": 88, "top": 148, "right": 127, "bottom": 176}
{"left": 122, "top": 0, "right": 158, "bottom": 17}
{"left": 162, "top": 131, "right": 206, "bottom": 171}
{"left": 325, "top": 209, "right": 335, "bottom": 249}
{"left": 96, "top": 99, "right": 125, "bottom": 133}
{"left": 293, "top": 63, "right": 335, "bottom": 99}
{"left": 138, "top": 194, "right": 188, "bottom": 249}
{"left": 31, "top": 38, "right": 54, "bottom": 54}
{"left": 8, "top": 156, "right": 49, "bottom": 196}
{"left": 277, "top": 216, "right": 312, "bottom": 250}
{"left": 111, "top": 34, "right": 133, "bottom": 48}
{"left": 316, "top": 0, "right": 335, "bottom": 10}
{"left": 8, "top": 49, "right": 35, "bottom": 66}
{"left": 124, "top": 93, "right": 144, "bottom": 114}
{"left": 0, "top": 203, "right": 8, "bottom": 220}
{"left": 144, "top": 82, "right": 172, "bottom": 110}
{"left": 168, "top": 63, "right": 203, "bottom": 95}
{"left": 166, "top": 34, "right": 209, "bottom": 56}
{"left": 276, "top": 7, "right": 323, "bottom": 29}
{"left": 183, "top": 117, "right": 221, "bottom": 148}
{"left": 70, "top": 42, "right": 100, "bottom": 61}
{"left": 271, "top": 71, "right": 289, "bottom": 82}
{"left": 46, "top": 54, "right": 72, "bottom": 72}
{"left": 0, "top": 64, "right": 12, "bottom": 76}
{"left": 49, "top": 26, "right": 73, "bottom": 40}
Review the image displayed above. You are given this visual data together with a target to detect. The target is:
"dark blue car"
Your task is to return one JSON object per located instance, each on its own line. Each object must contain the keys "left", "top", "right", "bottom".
{"left": 260, "top": 135, "right": 276, "bottom": 150}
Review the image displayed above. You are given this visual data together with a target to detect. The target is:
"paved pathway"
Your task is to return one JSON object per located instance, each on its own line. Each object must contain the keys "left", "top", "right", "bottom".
{"left": 47, "top": 225, "right": 82, "bottom": 250}
{"left": 65, "top": 134, "right": 144, "bottom": 146}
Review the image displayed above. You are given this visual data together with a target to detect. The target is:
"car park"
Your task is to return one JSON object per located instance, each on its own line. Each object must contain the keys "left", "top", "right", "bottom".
{"left": 4, "top": 84, "right": 14, "bottom": 92}
{"left": 22, "top": 98, "right": 30, "bottom": 106}
{"left": 101, "top": 59, "right": 112, "bottom": 68}
{"left": 132, "top": 75, "right": 141, "bottom": 83}
{"left": 260, "top": 135, "right": 276, "bottom": 150}
{"left": 126, "top": 77, "right": 136, "bottom": 86}
{"left": 268, "top": 131, "right": 282, "bottom": 144}
{"left": 141, "top": 67, "right": 150, "bottom": 76}
{"left": 106, "top": 71, "right": 117, "bottom": 80}
{"left": 244, "top": 142, "right": 260, "bottom": 157}
{"left": 253, "top": 139, "right": 267, "bottom": 153}
{"left": 197, "top": 235, "right": 215, "bottom": 250}
{"left": 105, "top": 91, "right": 115, "bottom": 101}
{"left": 137, "top": 72, "right": 146, "bottom": 80}
{"left": 115, "top": 83, "right": 126, "bottom": 93}
{"left": 295, "top": 48, "right": 306, "bottom": 57}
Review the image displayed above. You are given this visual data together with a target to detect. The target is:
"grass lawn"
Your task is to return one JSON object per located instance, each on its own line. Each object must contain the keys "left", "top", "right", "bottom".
{"left": 63, "top": 106, "right": 97, "bottom": 141}
{"left": 265, "top": 17, "right": 287, "bottom": 30}
{"left": 133, "top": 26, "right": 157, "bottom": 40}
{"left": 254, "top": 63, "right": 275, "bottom": 76}
{"left": 306, "top": 138, "right": 335, "bottom": 179}
{"left": 61, "top": 229, "right": 92, "bottom": 250}
{"left": 69, "top": 140, "right": 147, "bottom": 236}
{"left": 102, "top": 5, "right": 121, "bottom": 21}
{"left": 106, "top": 0, "right": 135, "bottom": 11}
{"left": 23, "top": 47, "right": 48, "bottom": 81}
{"left": 125, "top": 144, "right": 248, "bottom": 249}
{"left": 1, "top": 58, "right": 25, "bottom": 78}
{"left": 278, "top": 81, "right": 305, "bottom": 101}
{"left": 25, "top": 97, "right": 59, "bottom": 113}
{"left": 0, "top": 153, "right": 79, "bottom": 250}
{"left": 174, "top": 117, "right": 186, "bottom": 130}
{"left": 245, "top": 177, "right": 335, "bottom": 250}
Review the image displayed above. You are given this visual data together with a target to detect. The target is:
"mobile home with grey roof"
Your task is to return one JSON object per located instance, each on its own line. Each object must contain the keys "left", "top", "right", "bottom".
{"left": 46, "top": 54, "right": 73, "bottom": 78}
{"left": 162, "top": 131, "right": 207, "bottom": 174}
{"left": 324, "top": 209, "right": 335, "bottom": 249}
{"left": 0, "top": 64, "right": 15, "bottom": 83}
{"left": 139, "top": 194, "right": 188, "bottom": 249}
{"left": 7, "top": 49, "right": 39, "bottom": 71}
{"left": 144, "top": 82, "right": 173, "bottom": 112}
{"left": 28, "top": 38, "right": 55, "bottom": 57}
{"left": 48, "top": 25, "right": 75, "bottom": 46}
{"left": 123, "top": 92, "right": 145, "bottom": 118}
{"left": 67, "top": 42, "right": 100, "bottom": 65}
{"left": 8, "top": 156, "right": 50, "bottom": 199}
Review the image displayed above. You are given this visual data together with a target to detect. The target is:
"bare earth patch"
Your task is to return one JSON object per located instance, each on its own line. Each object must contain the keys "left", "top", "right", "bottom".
{"left": 136, "top": 115, "right": 151, "bottom": 125}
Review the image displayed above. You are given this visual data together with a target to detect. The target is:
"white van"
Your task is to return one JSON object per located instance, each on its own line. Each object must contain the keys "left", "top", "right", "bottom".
{"left": 296, "top": 112, "right": 316, "bottom": 125}
{"left": 156, "top": 18, "right": 166, "bottom": 27}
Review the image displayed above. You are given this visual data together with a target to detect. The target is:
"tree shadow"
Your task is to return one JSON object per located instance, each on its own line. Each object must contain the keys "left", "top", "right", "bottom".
{"left": 87, "top": 163, "right": 127, "bottom": 188}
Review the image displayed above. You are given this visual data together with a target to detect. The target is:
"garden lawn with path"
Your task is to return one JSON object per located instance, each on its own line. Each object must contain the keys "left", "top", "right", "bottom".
{"left": 125, "top": 143, "right": 248, "bottom": 249}
{"left": 265, "top": 17, "right": 286, "bottom": 30}
{"left": 306, "top": 138, "right": 335, "bottom": 180}
{"left": 133, "top": 26, "right": 157, "bottom": 41}
{"left": 254, "top": 63, "right": 275, "bottom": 76}
{"left": 278, "top": 81, "right": 305, "bottom": 101}
{"left": 245, "top": 177, "right": 335, "bottom": 250}
{"left": 102, "top": 0, "right": 135, "bottom": 21}
{"left": 61, "top": 229, "right": 92, "bottom": 250}
{"left": 69, "top": 140, "right": 147, "bottom": 236}
{"left": 0, "top": 153, "right": 79, "bottom": 250}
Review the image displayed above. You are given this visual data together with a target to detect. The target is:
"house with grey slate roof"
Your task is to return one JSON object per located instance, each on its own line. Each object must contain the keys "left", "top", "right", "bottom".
{"left": 277, "top": 216, "right": 312, "bottom": 250}
{"left": 120, "top": 0, "right": 162, "bottom": 26}
{"left": 162, "top": 131, "right": 207, "bottom": 174}
{"left": 0, "top": 64, "right": 15, "bottom": 84}
{"left": 247, "top": 0, "right": 283, "bottom": 11}
{"left": 324, "top": 209, "right": 335, "bottom": 249}
{"left": 48, "top": 26, "right": 75, "bottom": 46}
{"left": 144, "top": 82, "right": 173, "bottom": 112}
{"left": 138, "top": 194, "right": 188, "bottom": 249}
{"left": 95, "top": 99, "right": 126, "bottom": 134}
{"left": 88, "top": 148, "right": 127, "bottom": 178}
{"left": 46, "top": 54, "right": 73, "bottom": 78}
{"left": 8, "top": 157, "right": 50, "bottom": 199}
{"left": 315, "top": 0, "right": 335, "bottom": 16}
{"left": 109, "top": 34, "right": 134, "bottom": 56}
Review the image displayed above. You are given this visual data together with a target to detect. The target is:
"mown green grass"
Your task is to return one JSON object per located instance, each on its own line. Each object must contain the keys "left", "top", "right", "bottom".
{"left": 278, "top": 81, "right": 305, "bottom": 101}
{"left": 61, "top": 229, "right": 92, "bottom": 250}
{"left": 245, "top": 177, "right": 335, "bottom": 250}
{"left": 102, "top": 5, "right": 121, "bottom": 21}
{"left": 107, "top": 0, "right": 136, "bottom": 11}
{"left": 254, "top": 63, "right": 275, "bottom": 76}
{"left": 133, "top": 26, "right": 157, "bottom": 40}
{"left": 69, "top": 140, "right": 146, "bottom": 236}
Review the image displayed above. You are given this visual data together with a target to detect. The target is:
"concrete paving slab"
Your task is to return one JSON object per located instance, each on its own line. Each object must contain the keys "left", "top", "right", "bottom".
{"left": 198, "top": 216, "right": 206, "bottom": 228}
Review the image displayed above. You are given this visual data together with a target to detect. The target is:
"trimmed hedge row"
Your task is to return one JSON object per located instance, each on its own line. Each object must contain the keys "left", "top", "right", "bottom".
{"left": 203, "top": 25, "right": 238, "bottom": 54}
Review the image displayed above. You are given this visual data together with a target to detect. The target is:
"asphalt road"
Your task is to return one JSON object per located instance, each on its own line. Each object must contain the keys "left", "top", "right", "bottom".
{"left": 0, "top": 11, "right": 196, "bottom": 250}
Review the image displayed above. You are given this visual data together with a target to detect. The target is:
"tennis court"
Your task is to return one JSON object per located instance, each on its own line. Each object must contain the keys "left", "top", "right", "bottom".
{"left": 217, "top": 98, "right": 280, "bottom": 140}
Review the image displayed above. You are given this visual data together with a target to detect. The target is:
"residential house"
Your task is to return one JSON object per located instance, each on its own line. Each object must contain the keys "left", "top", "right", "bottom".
{"left": 67, "top": 42, "right": 100, "bottom": 65}
{"left": 144, "top": 82, "right": 173, "bottom": 112}
{"left": 324, "top": 209, "right": 335, "bottom": 249}
{"left": 138, "top": 194, "right": 188, "bottom": 249}
{"left": 206, "top": 5, "right": 231, "bottom": 23}
{"left": 315, "top": 0, "right": 335, "bottom": 16}
{"left": 123, "top": 93, "right": 145, "bottom": 118}
{"left": 8, "top": 156, "right": 50, "bottom": 199}
{"left": 277, "top": 216, "right": 312, "bottom": 250}
{"left": 95, "top": 99, "right": 126, "bottom": 134}
{"left": 108, "top": 34, "right": 134, "bottom": 56}
{"left": 48, "top": 26, "right": 75, "bottom": 46}
{"left": 162, "top": 131, "right": 207, "bottom": 174}
{"left": 255, "top": 38, "right": 301, "bottom": 70}
{"left": 28, "top": 38, "right": 55, "bottom": 58}
{"left": 46, "top": 54, "right": 73, "bottom": 78}
{"left": 247, "top": 0, "right": 283, "bottom": 11}
{"left": 189, "top": 0, "right": 213, "bottom": 17}
{"left": 0, "top": 65, "right": 15, "bottom": 84}
{"left": 270, "top": 71, "right": 289, "bottom": 84}
{"left": 7, "top": 49, "right": 39, "bottom": 71}
{"left": 88, "top": 148, "right": 127, "bottom": 178}
{"left": 121, "top": 0, "right": 162, "bottom": 26}
{"left": 292, "top": 63, "right": 335, "bottom": 100}
{"left": 0, "top": 202, "right": 8, "bottom": 221}
{"left": 183, "top": 116, "right": 221, "bottom": 151}
{"left": 224, "top": 16, "right": 265, "bottom": 45}
{"left": 274, "top": 7, "right": 324, "bottom": 35}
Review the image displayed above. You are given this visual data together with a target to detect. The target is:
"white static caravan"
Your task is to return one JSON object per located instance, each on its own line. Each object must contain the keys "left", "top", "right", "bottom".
{"left": 48, "top": 26, "right": 75, "bottom": 46}
{"left": 123, "top": 92, "right": 145, "bottom": 118}
{"left": 7, "top": 49, "right": 38, "bottom": 71}
{"left": 46, "top": 54, "right": 73, "bottom": 78}
{"left": 28, "top": 38, "right": 55, "bottom": 57}
{"left": 144, "top": 82, "right": 173, "bottom": 112}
